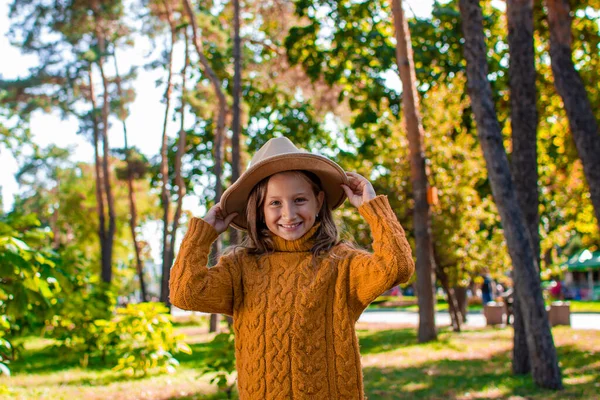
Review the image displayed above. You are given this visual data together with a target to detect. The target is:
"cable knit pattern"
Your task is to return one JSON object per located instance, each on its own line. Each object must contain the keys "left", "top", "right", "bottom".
{"left": 169, "top": 195, "right": 415, "bottom": 399}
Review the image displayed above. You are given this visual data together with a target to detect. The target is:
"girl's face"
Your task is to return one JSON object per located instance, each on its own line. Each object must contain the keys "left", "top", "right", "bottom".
{"left": 263, "top": 172, "right": 324, "bottom": 241}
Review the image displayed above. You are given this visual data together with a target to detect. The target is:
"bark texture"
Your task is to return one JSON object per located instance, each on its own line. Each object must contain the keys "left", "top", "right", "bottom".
{"left": 114, "top": 55, "right": 148, "bottom": 302}
{"left": 546, "top": 0, "right": 600, "bottom": 231}
{"left": 459, "top": 0, "right": 562, "bottom": 389}
{"left": 507, "top": 0, "right": 538, "bottom": 375}
{"left": 184, "top": 0, "right": 228, "bottom": 332}
{"left": 391, "top": 0, "right": 437, "bottom": 342}
{"left": 160, "top": 7, "right": 176, "bottom": 306}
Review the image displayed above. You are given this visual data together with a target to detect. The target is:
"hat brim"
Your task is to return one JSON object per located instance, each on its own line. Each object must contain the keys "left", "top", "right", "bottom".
{"left": 221, "top": 153, "right": 349, "bottom": 231}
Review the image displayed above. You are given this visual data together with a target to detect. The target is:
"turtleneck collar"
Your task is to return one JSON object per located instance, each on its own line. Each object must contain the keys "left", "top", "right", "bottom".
{"left": 270, "top": 223, "right": 320, "bottom": 252}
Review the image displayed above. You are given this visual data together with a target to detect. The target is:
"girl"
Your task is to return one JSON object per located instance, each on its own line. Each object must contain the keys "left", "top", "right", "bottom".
{"left": 169, "top": 136, "right": 415, "bottom": 399}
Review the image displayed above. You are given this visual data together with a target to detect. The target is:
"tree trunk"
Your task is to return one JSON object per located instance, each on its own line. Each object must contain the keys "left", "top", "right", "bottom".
{"left": 454, "top": 286, "right": 467, "bottom": 323}
{"left": 458, "top": 0, "right": 562, "bottom": 389}
{"left": 437, "top": 265, "right": 462, "bottom": 332}
{"left": 546, "top": 0, "right": 600, "bottom": 231}
{"left": 160, "top": 13, "right": 177, "bottom": 307}
{"left": 88, "top": 66, "right": 109, "bottom": 284}
{"left": 50, "top": 184, "right": 61, "bottom": 249}
{"left": 168, "top": 27, "right": 190, "bottom": 280}
{"left": 512, "top": 289, "right": 531, "bottom": 374}
{"left": 507, "top": 0, "right": 538, "bottom": 375}
{"left": 114, "top": 52, "right": 148, "bottom": 303}
{"left": 92, "top": 8, "right": 116, "bottom": 285}
{"left": 229, "top": 0, "right": 242, "bottom": 247}
{"left": 184, "top": 0, "right": 228, "bottom": 333}
{"left": 391, "top": 0, "right": 437, "bottom": 343}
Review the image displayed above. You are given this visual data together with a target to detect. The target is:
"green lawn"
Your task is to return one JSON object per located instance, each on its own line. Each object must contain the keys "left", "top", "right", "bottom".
{"left": 369, "top": 296, "right": 600, "bottom": 314}
{"left": 1, "top": 324, "right": 598, "bottom": 399}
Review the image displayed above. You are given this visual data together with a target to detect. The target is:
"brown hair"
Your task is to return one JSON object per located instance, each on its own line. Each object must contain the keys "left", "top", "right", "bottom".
{"left": 239, "top": 170, "right": 340, "bottom": 261}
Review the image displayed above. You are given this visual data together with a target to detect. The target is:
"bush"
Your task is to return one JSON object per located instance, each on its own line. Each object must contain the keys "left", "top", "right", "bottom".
{"left": 107, "top": 302, "right": 191, "bottom": 376}
{"left": 46, "top": 281, "right": 117, "bottom": 366}
{"left": 199, "top": 331, "right": 237, "bottom": 399}
{"left": 0, "top": 316, "right": 11, "bottom": 376}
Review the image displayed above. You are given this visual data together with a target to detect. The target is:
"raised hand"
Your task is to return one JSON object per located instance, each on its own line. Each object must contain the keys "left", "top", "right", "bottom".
{"left": 341, "top": 171, "right": 377, "bottom": 208}
{"left": 204, "top": 203, "right": 238, "bottom": 234}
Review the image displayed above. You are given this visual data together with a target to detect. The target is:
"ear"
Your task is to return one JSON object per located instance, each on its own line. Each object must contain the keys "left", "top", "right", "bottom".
{"left": 317, "top": 191, "right": 325, "bottom": 212}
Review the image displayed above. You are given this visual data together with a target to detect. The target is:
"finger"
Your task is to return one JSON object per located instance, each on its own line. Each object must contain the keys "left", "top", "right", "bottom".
{"left": 346, "top": 171, "right": 364, "bottom": 179}
{"left": 341, "top": 184, "right": 355, "bottom": 199}
{"left": 224, "top": 212, "right": 238, "bottom": 226}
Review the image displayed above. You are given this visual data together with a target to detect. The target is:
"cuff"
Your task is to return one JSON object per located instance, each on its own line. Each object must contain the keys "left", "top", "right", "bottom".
{"left": 185, "top": 217, "right": 220, "bottom": 245}
{"left": 358, "top": 195, "right": 397, "bottom": 224}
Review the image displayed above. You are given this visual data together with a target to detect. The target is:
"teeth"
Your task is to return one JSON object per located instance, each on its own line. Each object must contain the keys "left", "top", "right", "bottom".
{"left": 281, "top": 222, "right": 301, "bottom": 228}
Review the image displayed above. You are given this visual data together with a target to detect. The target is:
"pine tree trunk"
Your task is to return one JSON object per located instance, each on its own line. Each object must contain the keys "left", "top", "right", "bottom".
{"left": 114, "top": 54, "right": 148, "bottom": 303}
{"left": 391, "top": 0, "right": 437, "bottom": 343}
{"left": 185, "top": 0, "right": 228, "bottom": 332}
{"left": 94, "top": 14, "right": 116, "bottom": 285}
{"left": 160, "top": 15, "right": 176, "bottom": 307}
{"left": 88, "top": 66, "right": 108, "bottom": 283}
{"left": 229, "top": 0, "right": 242, "bottom": 247}
{"left": 507, "top": 0, "right": 538, "bottom": 375}
{"left": 458, "top": 0, "right": 562, "bottom": 389}
{"left": 546, "top": 0, "right": 600, "bottom": 231}
{"left": 168, "top": 27, "right": 190, "bottom": 279}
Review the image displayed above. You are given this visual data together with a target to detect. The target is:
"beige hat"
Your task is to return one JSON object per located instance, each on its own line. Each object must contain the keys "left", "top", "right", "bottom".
{"left": 221, "top": 136, "right": 349, "bottom": 230}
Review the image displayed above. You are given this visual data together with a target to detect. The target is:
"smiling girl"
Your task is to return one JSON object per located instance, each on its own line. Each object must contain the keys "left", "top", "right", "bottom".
{"left": 169, "top": 136, "right": 415, "bottom": 399}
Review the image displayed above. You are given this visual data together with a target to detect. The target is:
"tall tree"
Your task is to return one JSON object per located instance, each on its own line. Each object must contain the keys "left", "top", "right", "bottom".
{"left": 458, "top": 0, "right": 562, "bottom": 389}
{"left": 90, "top": 0, "right": 118, "bottom": 284}
{"left": 167, "top": 26, "right": 191, "bottom": 289}
{"left": 546, "top": 0, "right": 600, "bottom": 231}
{"left": 229, "top": 0, "right": 242, "bottom": 246}
{"left": 391, "top": 0, "right": 437, "bottom": 342}
{"left": 114, "top": 52, "right": 148, "bottom": 302}
{"left": 159, "top": 0, "right": 178, "bottom": 306}
{"left": 183, "top": 0, "right": 229, "bottom": 332}
{"left": 507, "top": 0, "right": 538, "bottom": 375}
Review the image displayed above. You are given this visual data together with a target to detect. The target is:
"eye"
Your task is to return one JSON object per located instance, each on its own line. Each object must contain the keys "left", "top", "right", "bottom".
{"left": 295, "top": 197, "right": 307, "bottom": 203}
{"left": 269, "top": 200, "right": 281, "bottom": 206}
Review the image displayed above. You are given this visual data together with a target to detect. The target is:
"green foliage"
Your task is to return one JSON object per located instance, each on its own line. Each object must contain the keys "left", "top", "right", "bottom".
{"left": 0, "top": 315, "right": 11, "bottom": 376}
{"left": 46, "top": 281, "right": 116, "bottom": 366}
{"left": 107, "top": 302, "right": 191, "bottom": 376}
{"left": 0, "top": 213, "right": 65, "bottom": 337}
{"left": 198, "top": 331, "right": 237, "bottom": 399}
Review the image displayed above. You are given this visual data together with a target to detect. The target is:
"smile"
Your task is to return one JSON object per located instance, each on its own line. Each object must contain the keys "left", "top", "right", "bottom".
{"left": 279, "top": 222, "right": 302, "bottom": 229}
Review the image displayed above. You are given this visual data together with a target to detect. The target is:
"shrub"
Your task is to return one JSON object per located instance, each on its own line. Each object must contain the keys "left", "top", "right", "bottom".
{"left": 46, "top": 281, "right": 117, "bottom": 366}
{"left": 108, "top": 302, "right": 191, "bottom": 376}
{"left": 198, "top": 331, "right": 237, "bottom": 399}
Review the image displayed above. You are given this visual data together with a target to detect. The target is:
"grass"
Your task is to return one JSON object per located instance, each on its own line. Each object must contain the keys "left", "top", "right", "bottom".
{"left": 358, "top": 326, "right": 600, "bottom": 399}
{"left": 369, "top": 297, "right": 600, "bottom": 314}
{"left": 1, "top": 323, "right": 599, "bottom": 399}
{"left": 568, "top": 301, "right": 600, "bottom": 313}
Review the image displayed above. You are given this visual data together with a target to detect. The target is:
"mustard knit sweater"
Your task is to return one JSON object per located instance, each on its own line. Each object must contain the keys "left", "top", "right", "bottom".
{"left": 169, "top": 195, "right": 415, "bottom": 399}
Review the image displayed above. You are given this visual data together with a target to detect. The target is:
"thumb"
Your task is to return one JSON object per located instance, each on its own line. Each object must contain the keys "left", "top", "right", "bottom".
{"left": 224, "top": 212, "right": 238, "bottom": 227}
{"left": 341, "top": 184, "right": 354, "bottom": 198}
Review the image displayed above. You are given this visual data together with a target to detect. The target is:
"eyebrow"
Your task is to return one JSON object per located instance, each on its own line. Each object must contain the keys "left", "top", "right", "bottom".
{"left": 266, "top": 192, "right": 309, "bottom": 199}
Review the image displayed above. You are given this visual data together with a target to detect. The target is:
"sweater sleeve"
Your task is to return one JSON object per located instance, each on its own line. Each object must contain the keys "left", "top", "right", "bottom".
{"left": 168, "top": 217, "right": 238, "bottom": 316}
{"left": 346, "top": 195, "right": 415, "bottom": 319}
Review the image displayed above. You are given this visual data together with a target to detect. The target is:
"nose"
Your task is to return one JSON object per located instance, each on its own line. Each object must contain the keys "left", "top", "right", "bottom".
{"left": 281, "top": 202, "right": 296, "bottom": 220}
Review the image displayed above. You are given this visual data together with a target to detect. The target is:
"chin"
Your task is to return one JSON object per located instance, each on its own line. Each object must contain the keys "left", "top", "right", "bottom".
{"left": 277, "top": 230, "right": 304, "bottom": 241}
{"left": 274, "top": 221, "right": 311, "bottom": 240}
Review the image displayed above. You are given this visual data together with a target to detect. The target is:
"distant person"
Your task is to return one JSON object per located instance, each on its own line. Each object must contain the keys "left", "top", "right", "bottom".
{"left": 549, "top": 278, "right": 563, "bottom": 301}
{"left": 481, "top": 274, "right": 493, "bottom": 304}
{"left": 169, "top": 137, "right": 416, "bottom": 399}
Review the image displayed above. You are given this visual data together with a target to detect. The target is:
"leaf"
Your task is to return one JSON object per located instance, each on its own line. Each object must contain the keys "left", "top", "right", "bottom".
{"left": 0, "top": 363, "right": 10, "bottom": 376}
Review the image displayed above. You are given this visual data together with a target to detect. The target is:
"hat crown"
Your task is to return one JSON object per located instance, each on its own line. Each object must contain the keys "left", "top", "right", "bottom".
{"left": 250, "top": 137, "right": 303, "bottom": 167}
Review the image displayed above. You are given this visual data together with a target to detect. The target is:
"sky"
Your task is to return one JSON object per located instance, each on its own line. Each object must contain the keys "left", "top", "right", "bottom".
{"left": 0, "top": 0, "right": 436, "bottom": 215}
